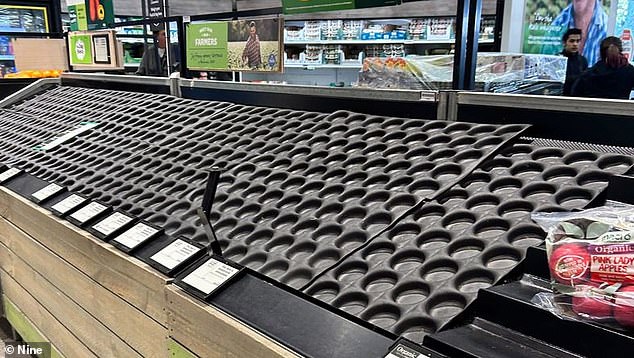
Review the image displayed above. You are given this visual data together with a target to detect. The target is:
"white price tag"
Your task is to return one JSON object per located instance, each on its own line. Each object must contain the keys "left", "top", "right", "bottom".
{"left": 51, "top": 194, "right": 87, "bottom": 215}
{"left": 384, "top": 344, "right": 430, "bottom": 358}
{"left": 113, "top": 222, "right": 159, "bottom": 249}
{"left": 32, "top": 183, "right": 64, "bottom": 201}
{"left": 181, "top": 258, "right": 239, "bottom": 295}
{"left": 38, "top": 122, "right": 100, "bottom": 151}
{"left": 92, "top": 212, "right": 133, "bottom": 236}
{"left": 150, "top": 239, "right": 199, "bottom": 270}
{"left": 0, "top": 168, "right": 21, "bottom": 183}
{"left": 69, "top": 202, "right": 107, "bottom": 224}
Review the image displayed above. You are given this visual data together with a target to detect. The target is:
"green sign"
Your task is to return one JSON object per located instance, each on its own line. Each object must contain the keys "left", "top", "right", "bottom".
{"left": 69, "top": 34, "right": 93, "bottom": 65}
{"left": 68, "top": 0, "right": 87, "bottom": 31}
{"left": 282, "top": 0, "right": 399, "bottom": 14}
{"left": 283, "top": 0, "right": 354, "bottom": 14}
{"left": 86, "top": 0, "right": 114, "bottom": 30}
{"left": 356, "top": 0, "right": 400, "bottom": 9}
{"left": 68, "top": 0, "right": 113, "bottom": 31}
{"left": 187, "top": 22, "right": 229, "bottom": 70}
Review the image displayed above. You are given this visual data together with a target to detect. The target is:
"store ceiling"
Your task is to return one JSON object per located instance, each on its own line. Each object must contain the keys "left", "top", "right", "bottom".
{"left": 58, "top": 0, "right": 497, "bottom": 17}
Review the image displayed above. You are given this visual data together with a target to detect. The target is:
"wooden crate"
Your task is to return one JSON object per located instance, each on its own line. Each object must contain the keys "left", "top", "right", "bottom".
{"left": 0, "top": 187, "right": 169, "bottom": 325}
{"left": 166, "top": 285, "right": 299, "bottom": 358}
{"left": 0, "top": 187, "right": 169, "bottom": 357}
{"left": 0, "top": 186, "right": 302, "bottom": 357}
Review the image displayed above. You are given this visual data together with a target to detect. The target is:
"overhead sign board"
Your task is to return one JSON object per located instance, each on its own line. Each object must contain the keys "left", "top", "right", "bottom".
{"left": 146, "top": 0, "right": 165, "bottom": 32}
{"left": 282, "top": 0, "right": 400, "bottom": 14}
{"left": 68, "top": 0, "right": 113, "bottom": 31}
{"left": 187, "top": 18, "right": 282, "bottom": 72}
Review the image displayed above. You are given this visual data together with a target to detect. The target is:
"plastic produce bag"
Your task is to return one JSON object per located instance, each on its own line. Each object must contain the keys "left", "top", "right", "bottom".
{"left": 356, "top": 53, "right": 567, "bottom": 92}
{"left": 531, "top": 203, "right": 634, "bottom": 330}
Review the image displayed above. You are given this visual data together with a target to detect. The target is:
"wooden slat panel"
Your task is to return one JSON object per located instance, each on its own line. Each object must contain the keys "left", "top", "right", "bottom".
{"left": 0, "top": 187, "right": 169, "bottom": 326}
{"left": 0, "top": 241, "right": 144, "bottom": 357}
{"left": 1, "top": 273, "right": 95, "bottom": 358}
{"left": 166, "top": 285, "right": 299, "bottom": 358}
{"left": 0, "top": 217, "right": 167, "bottom": 358}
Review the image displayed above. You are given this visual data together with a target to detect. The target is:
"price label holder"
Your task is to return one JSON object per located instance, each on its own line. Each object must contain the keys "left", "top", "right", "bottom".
{"left": 87, "top": 210, "right": 137, "bottom": 241}
{"left": 0, "top": 167, "right": 23, "bottom": 185}
{"left": 146, "top": 236, "right": 206, "bottom": 276}
{"left": 29, "top": 182, "right": 67, "bottom": 204}
{"left": 0, "top": 171, "right": 50, "bottom": 201}
{"left": 65, "top": 200, "right": 112, "bottom": 228}
{"left": 174, "top": 255, "right": 245, "bottom": 302}
{"left": 384, "top": 338, "right": 447, "bottom": 358}
{"left": 49, "top": 193, "right": 89, "bottom": 218}
{"left": 110, "top": 221, "right": 163, "bottom": 254}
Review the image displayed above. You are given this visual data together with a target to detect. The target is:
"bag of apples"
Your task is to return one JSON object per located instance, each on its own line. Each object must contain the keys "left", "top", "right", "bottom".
{"left": 532, "top": 203, "right": 634, "bottom": 330}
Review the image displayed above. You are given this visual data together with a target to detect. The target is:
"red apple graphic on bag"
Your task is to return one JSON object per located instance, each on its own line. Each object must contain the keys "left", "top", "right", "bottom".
{"left": 572, "top": 284, "right": 613, "bottom": 319}
{"left": 614, "top": 285, "right": 634, "bottom": 328}
{"left": 549, "top": 243, "right": 591, "bottom": 285}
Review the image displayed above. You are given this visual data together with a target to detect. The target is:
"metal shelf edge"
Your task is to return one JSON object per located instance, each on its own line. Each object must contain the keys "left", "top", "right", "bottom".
{"left": 183, "top": 79, "right": 438, "bottom": 102}
{"left": 456, "top": 92, "right": 634, "bottom": 117}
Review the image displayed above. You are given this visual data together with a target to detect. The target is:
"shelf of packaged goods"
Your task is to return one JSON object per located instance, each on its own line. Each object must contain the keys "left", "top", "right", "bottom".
{"left": 284, "top": 38, "right": 494, "bottom": 45}
{"left": 0, "top": 54, "right": 15, "bottom": 60}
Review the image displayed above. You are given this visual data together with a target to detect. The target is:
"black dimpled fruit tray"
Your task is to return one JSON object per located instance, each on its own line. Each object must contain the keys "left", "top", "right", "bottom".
{"left": 0, "top": 86, "right": 529, "bottom": 290}
{"left": 305, "top": 141, "right": 634, "bottom": 343}
{"left": 13, "top": 86, "right": 629, "bottom": 346}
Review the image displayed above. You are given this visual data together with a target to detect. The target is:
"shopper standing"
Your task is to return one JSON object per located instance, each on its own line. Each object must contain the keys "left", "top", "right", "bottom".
{"left": 572, "top": 36, "right": 634, "bottom": 99}
{"left": 552, "top": 0, "right": 608, "bottom": 66}
{"left": 137, "top": 29, "right": 180, "bottom": 76}
{"left": 242, "top": 21, "right": 262, "bottom": 70}
{"left": 561, "top": 28, "right": 588, "bottom": 96}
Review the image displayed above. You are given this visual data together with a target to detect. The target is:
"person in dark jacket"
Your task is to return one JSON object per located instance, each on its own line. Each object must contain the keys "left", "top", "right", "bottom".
{"left": 136, "top": 29, "right": 180, "bottom": 76}
{"left": 561, "top": 28, "right": 588, "bottom": 96}
{"left": 572, "top": 36, "right": 634, "bottom": 99}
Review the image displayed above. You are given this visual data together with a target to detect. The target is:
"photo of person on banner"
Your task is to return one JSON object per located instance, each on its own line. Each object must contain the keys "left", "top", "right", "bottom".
{"left": 227, "top": 18, "right": 281, "bottom": 72}
{"left": 552, "top": 0, "right": 608, "bottom": 65}
{"left": 242, "top": 21, "right": 262, "bottom": 69}
{"left": 523, "top": 0, "right": 610, "bottom": 66}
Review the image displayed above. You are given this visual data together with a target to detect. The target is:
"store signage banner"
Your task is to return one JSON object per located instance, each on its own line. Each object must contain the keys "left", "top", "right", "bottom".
{"left": 522, "top": 0, "right": 611, "bottom": 65}
{"left": 282, "top": 0, "right": 354, "bottom": 14}
{"left": 146, "top": 0, "right": 165, "bottom": 32}
{"left": 282, "top": 0, "right": 400, "bottom": 14}
{"left": 68, "top": 31, "right": 118, "bottom": 68}
{"left": 68, "top": 0, "right": 87, "bottom": 31}
{"left": 68, "top": 0, "right": 113, "bottom": 31}
{"left": 615, "top": 0, "right": 634, "bottom": 62}
{"left": 187, "top": 19, "right": 282, "bottom": 72}
{"left": 356, "top": 0, "right": 401, "bottom": 9}
{"left": 187, "top": 22, "right": 229, "bottom": 70}
{"left": 86, "top": 0, "right": 114, "bottom": 30}
{"left": 69, "top": 33, "right": 93, "bottom": 65}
